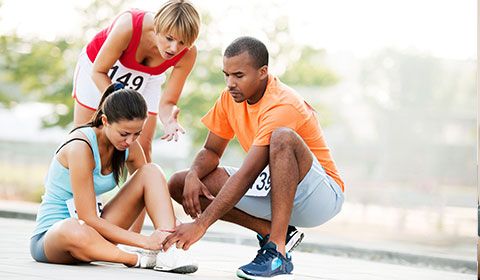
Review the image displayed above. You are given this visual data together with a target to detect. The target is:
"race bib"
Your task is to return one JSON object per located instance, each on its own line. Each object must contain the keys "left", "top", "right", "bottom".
{"left": 66, "top": 196, "right": 103, "bottom": 219}
{"left": 108, "top": 62, "right": 150, "bottom": 92}
{"left": 245, "top": 166, "right": 271, "bottom": 197}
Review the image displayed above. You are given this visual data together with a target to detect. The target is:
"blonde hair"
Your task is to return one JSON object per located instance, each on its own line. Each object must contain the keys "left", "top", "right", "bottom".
{"left": 154, "top": 0, "right": 200, "bottom": 47}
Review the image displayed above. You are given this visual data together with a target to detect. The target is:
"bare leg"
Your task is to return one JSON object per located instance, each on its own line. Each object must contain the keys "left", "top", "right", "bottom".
{"left": 74, "top": 100, "right": 150, "bottom": 233}
{"left": 136, "top": 115, "right": 157, "bottom": 163}
{"left": 129, "top": 209, "right": 146, "bottom": 233}
{"left": 125, "top": 118, "right": 158, "bottom": 232}
{"left": 73, "top": 101, "right": 95, "bottom": 127}
{"left": 268, "top": 128, "right": 312, "bottom": 256}
{"left": 74, "top": 101, "right": 149, "bottom": 232}
{"left": 169, "top": 169, "right": 271, "bottom": 237}
{"left": 43, "top": 218, "right": 137, "bottom": 265}
{"left": 102, "top": 163, "right": 175, "bottom": 232}
{"left": 43, "top": 163, "right": 175, "bottom": 265}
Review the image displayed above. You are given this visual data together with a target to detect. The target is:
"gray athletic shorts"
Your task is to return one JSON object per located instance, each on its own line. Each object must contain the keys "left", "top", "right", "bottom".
{"left": 30, "top": 231, "right": 48, "bottom": 263}
{"left": 223, "top": 156, "right": 344, "bottom": 228}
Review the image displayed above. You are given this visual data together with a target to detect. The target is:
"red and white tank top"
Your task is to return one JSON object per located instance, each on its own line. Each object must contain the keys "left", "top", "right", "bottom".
{"left": 85, "top": 9, "right": 187, "bottom": 92}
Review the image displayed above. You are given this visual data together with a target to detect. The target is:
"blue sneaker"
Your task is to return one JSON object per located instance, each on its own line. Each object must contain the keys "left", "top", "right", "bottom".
{"left": 237, "top": 242, "right": 294, "bottom": 279}
{"left": 257, "top": 226, "right": 304, "bottom": 253}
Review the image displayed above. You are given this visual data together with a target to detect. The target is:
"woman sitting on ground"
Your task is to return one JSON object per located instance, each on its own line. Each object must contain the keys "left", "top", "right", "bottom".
{"left": 30, "top": 82, "right": 197, "bottom": 273}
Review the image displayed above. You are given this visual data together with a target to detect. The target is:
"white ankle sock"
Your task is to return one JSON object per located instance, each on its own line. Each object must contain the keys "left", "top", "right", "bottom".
{"left": 134, "top": 252, "right": 141, "bottom": 268}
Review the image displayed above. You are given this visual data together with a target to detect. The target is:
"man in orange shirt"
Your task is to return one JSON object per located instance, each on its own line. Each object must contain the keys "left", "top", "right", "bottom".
{"left": 163, "top": 36, "right": 345, "bottom": 279}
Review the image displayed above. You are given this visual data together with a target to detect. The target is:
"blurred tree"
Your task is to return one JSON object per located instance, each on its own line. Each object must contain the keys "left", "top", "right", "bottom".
{"left": 281, "top": 46, "right": 338, "bottom": 87}
{"left": 177, "top": 13, "right": 339, "bottom": 148}
{"left": 76, "top": 0, "right": 130, "bottom": 45}
{"left": 0, "top": 34, "right": 77, "bottom": 127}
{"left": 175, "top": 13, "right": 227, "bottom": 147}
{"left": 0, "top": 0, "right": 128, "bottom": 127}
{"left": 359, "top": 49, "right": 475, "bottom": 186}
{"left": 0, "top": 1, "right": 338, "bottom": 148}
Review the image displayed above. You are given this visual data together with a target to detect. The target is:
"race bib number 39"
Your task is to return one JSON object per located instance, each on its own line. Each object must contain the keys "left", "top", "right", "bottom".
{"left": 245, "top": 166, "right": 271, "bottom": 197}
{"left": 66, "top": 196, "right": 103, "bottom": 219}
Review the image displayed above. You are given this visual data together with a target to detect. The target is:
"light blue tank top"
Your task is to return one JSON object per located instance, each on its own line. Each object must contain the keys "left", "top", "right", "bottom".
{"left": 33, "top": 127, "right": 129, "bottom": 236}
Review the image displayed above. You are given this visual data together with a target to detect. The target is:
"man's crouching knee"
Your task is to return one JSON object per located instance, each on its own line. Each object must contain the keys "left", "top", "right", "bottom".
{"left": 270, "top": 127, "right": 297, "bottom": 149}
{"left": 168, "top": 171, "right": 186, "bottom": 202}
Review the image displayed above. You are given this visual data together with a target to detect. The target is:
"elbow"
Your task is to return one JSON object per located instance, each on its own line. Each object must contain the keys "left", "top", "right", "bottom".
{"left": 91, "top": 69, "right": 106, "bottom": 81}
{"left": 159, "top": 98, "right": 176, "bottom": 108}
{"left": 90, "top": 71, "right": 102, "bottom": 85}
{"left": 203, "top": 147, "right": 221, "bottom": 163}
{"left": 91, "top": 68, "right": 100, "bottom": 78}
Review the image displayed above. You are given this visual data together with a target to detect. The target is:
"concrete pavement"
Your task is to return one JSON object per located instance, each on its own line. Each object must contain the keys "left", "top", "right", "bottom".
{"left": 0, "top": 217, "right": 475, "bottom": 280}
{"left": 0, "top": 199, "right": 475, "bottom": 273}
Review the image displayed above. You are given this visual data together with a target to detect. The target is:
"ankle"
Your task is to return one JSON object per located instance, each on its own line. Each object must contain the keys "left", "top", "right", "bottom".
{"left": 257, "top": 232, "right": 269, "bottom": 240}
{"left": 266, "top": 239, "right": 286, "bottom": 257}
{"left": 277, "top": 246, "right": 286, "bottom": 257}
{"left": 124, "top": 252, "right": 139, "bottom": 267}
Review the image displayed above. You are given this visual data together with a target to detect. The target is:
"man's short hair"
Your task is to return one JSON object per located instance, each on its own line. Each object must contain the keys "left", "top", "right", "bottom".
{"left": 224, "top": 36, "right": 269, "bottom": 69}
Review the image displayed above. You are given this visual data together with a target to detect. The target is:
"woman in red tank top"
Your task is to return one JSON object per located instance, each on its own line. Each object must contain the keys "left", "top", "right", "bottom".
{"left": 72, "top": 0, "right": 200, "bottom": 163}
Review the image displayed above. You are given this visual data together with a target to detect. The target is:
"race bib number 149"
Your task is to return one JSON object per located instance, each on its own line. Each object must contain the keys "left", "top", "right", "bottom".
{"left": 108, "top": 62, "right": 149, "bottom": 92}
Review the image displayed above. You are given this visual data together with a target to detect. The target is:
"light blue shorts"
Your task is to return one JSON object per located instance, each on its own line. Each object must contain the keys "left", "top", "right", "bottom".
{"left": 224, "top": 156, "right": 344, "bottom": 228}
{"left": 30, "top": 230, "right": 48, "bottom": 263}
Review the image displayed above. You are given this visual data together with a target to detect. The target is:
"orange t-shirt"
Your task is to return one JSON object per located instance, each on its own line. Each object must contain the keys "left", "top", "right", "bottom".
{"left": 201, "top": 75, "right": 344, "bottom": 191}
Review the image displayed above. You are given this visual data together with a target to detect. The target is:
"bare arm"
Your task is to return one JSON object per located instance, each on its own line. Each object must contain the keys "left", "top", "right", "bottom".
{"left": 125, "top": 140, "right": 147, "bottom": 175}
{"left": 162, "top": 144, "right": 269, "bottom": 250}
{"left": 124, "top": 141, "right": 147, "bottom": 233}
{"left": 188, "top": 130, "right": 228, "bottom": 180}
{"left": 91, "top": 13, "right": 133, "bottom": 94}
{"left": 67, "top": 141, "right": 152, "bottom": 249}
{"left": 182, "top": 132, "right": 229, "bottom": 217}
{"left": 158, "top": 46, "right": 197, "bottom": 141}
{"left": 195, "top": 145, "right": 269, "bottom": 229}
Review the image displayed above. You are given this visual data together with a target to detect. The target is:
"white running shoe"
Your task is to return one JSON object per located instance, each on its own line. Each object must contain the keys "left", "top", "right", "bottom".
{"left": 117, "top": 244, "right": 158, "bottom": 269}
{"left": 117, "top": 244, "right": 159, "bottom": 256}
{"left": 134, "top": 252, "right": 157, "bottom": 268}
{"left": 285, "top": 227, "right": 304, "bottom": 253}
{"left": 154, "top": 246, "right": 198, "bottom": 274}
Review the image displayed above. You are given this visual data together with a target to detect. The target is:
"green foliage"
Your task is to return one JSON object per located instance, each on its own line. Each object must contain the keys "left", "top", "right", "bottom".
{"left": 281, "top": 47, "right": 339, "bottom": 87}
{"left": 0, "top": 35, "right": 22, "bottom": 106}
{"left": 76, "top": 0, "right": 130, "bottom": 44}
{"left": 178, "top": 47, "right": 225, "bottom": 146}
{"left": 177, "top": 13, "right": 339, "bottom": 148}
{"left": 0, "top": 2, "right": 338, "bottom": 146}
{"left": 0, "top": 0, "right": 129, "bottom": 127}
{"left": 0, "top": 34, "right": 78, "bottom": 126}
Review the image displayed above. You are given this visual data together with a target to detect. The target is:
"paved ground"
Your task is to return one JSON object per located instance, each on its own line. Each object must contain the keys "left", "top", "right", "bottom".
{"left": 0, "top": 217, "right": 475, "bottom": 280}
{"left": 1, "top": 199, "right": 475, "bottom": 272}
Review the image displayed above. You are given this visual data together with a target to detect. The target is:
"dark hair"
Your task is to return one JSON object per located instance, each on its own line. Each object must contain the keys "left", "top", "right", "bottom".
{"left": 224, "top": 36, "right": 269, "bottom": 69}
{"left": 73, "top": 82, "right": 148, "bottom": 185}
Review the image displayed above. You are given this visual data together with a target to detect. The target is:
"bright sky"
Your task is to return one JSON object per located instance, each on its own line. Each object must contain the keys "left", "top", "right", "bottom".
{"left": 0, "top": 0, "right": 476, "bottom": 60}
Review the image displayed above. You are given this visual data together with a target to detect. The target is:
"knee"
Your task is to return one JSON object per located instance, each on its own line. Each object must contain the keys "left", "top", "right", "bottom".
{"left": 57, "top": 219, "right": 94, "bottom": 250}
{"left": 168, "top": 171, "right": 186, "bottom": 201}
{"left": 139, "top": 163, "right": 166, "bottom": 180}
{"left": 270, "top": 127, "right": 296, "bottom": 154}
{"left": 137, "top": 163, "right": 169, "bottom": 192}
